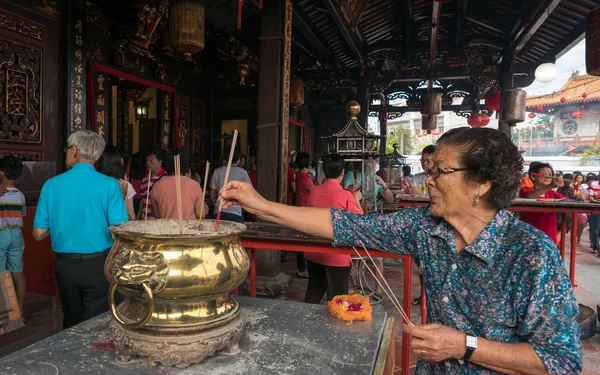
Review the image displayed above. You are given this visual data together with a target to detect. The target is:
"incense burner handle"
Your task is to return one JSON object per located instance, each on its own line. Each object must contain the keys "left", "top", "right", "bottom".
{"left": 108, "top": 281, "right": 154, "bottom": 329}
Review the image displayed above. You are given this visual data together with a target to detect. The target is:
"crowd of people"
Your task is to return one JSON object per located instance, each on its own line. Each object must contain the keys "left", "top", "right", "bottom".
{"left": 518, "top": 161, "right": 600, "bottom": 254}
{"left": 0, "top": 126, "right": 590, "bottom": 372}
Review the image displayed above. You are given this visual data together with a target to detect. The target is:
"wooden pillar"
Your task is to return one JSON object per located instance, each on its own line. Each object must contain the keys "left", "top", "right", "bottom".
{"left": 64, "top": 0, "right": 87, "bottom": 136}
{"left": 379, "top": 100, "right": 388, "bottom": 163}
{"left": 498, "top": 62, "right": 514, "bottom": 138}
{"left": 248, "top": 0, "right": 293, "bottom": 294}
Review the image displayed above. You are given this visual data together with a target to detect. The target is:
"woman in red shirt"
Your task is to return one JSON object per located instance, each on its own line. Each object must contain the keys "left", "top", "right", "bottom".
{"left": 294, "top": 153, "right": 313, "bottom": 278}
{"left": 519, "top": 163, "right": 565, "bottom": 244}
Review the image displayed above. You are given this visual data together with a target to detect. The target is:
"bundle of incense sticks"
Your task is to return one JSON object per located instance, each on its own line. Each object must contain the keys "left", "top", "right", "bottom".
{"left": 198, "top": 161, "right": 210, "bottom": 230}
{"left": 214, "top": 130, "right": 239, "bottom": 232}
{"left": 402, "top": 179, "right": 414, "bottom": 197}
{"left": 531, "top": 172, "right": 573, "bottom": 182}
{"left": 174, "top": 154, "right": 183, "bottom": 235}
{"left": 144, "top": 170, "right": 151, "bottom": 220}
{"left": 353, "top": 242, "right": 414, "bottom": 326}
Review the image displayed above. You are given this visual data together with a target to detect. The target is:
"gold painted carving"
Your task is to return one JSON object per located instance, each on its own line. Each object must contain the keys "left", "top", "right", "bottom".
{"left": 0, "top": 12, "right": 43, "bottom": 41}
{"left": 279, "top": 0, "right": 292, "bottom": 204}
{"left": 0, "top": 38, "right": 42, "bottom": 144}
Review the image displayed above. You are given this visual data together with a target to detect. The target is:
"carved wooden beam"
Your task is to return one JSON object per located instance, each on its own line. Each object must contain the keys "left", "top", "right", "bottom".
{"left": 322, "top": 0, "right": 366, "bottom": 61}
{"left": 369, "top": 64, "right": 498, "bottom": 83}
{"left": 509, "top": 0, "right": 563, "bottom": 56}
{"left": 429, "top": 1, "right": 441, "bottom": 71}
{"left": 454, "top": 0, "right": 469, "bottom": 52}
{"left": 291, "top": 4, "right": 335, "bottom": 61}
{"left": 402, "top": 0, "right": 413, "bottom": 53}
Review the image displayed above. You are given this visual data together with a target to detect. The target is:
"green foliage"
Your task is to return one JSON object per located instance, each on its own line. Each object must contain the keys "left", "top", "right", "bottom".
{"left": 511, "top": 114, "right": 555, "bottom": 144}
{"left": 581, "top": 145, "right": 600, "bottom": 164}
{"left": 386, "top": 127, "right": 415, "bottom": 155}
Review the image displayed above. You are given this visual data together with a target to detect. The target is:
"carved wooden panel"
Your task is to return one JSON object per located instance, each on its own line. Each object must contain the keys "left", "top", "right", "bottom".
{"left": 0, "top": 37, "right": 43, "bottom": 145}
{"left": 177, "top": 95, "right": 190, "bottom": 148}
{"left": 0, "top": 11, "right": 44, "bottom": 40}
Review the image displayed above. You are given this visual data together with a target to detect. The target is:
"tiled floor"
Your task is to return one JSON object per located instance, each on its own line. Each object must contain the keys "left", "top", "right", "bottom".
{"left": 2, "top": 232, "right": 600, "bottom": 373}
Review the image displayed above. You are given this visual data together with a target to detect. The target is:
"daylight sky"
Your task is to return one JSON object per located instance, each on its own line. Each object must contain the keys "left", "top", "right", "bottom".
{"left": 525, "top": 39, "right": 586, "bottom": 96}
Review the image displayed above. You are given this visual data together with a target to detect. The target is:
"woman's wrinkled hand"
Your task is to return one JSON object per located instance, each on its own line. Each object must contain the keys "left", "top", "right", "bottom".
{"left": 402, "top": 323, "right": 466, "bottom": 363}
{"left": 220, "top": 181, "right": 268, "bottom": 216}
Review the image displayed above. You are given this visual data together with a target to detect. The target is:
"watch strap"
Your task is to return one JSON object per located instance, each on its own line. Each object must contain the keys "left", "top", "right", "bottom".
{"left": 462, "top": 346, "right": 475, "bottom": 361}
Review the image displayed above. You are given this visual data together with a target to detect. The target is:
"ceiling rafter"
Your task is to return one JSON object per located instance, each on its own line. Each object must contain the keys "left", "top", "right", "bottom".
{"left": 509, "top": 0, "right": 563, "bottom": 56}
{"left": 322, "top": 0, "right": 367, "bottom": 61}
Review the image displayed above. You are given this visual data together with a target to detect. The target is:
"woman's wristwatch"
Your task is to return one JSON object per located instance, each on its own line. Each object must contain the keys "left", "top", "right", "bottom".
{"left": 462, "top": 335, "right": 478, "bottom": 361}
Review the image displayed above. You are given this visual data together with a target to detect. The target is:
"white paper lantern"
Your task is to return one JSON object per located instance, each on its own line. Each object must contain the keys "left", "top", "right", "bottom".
{"left": 535, "top": 62, "right": 557, "bottom": 83}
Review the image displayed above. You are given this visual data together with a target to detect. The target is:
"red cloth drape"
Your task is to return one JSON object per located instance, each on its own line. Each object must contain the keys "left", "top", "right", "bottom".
{"left": 86, "top": 61, "right": 181, "bottom": 148}
{"left": 289, "top": 118, "right": 307, "bottom": 152}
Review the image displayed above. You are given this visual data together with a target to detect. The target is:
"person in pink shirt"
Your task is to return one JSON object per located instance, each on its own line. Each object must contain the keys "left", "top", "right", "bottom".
{"left": 304, "top": 154, "right": 363, "bottom": 304}
{"left": 151, "top": 151, "right": 208, "bottom": 220}
{"left": 294, "top": 152, "right": 314, "bottom": 278}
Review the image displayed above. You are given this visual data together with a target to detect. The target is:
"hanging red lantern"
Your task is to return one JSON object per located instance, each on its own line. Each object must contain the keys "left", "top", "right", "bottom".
{"left": 528, "top": 113, "right": 536, "bottom": 119}
{"left": 290, "top": 77, "right": 305, "bottom": 108}
{"left": 573, "top": 110, "right": 583, "bottom": 118}
{"left": 484, "top": 92, "right": 501, "bottom": 112}
{"left": 560, "top": 97, "right": 567, "bottom": 103}
{"left": 594, "top": 111, "right": 598, "bottom": 115}
{"left": 585, "top": 112, "right": 589, "bottom": 116}
{"left": 467, "top": 111, "right": 490, "bottom": 127}
{"left": 537, "top": 106, "right": 543, "bottom": 112}
{"left": 582, "top": 93, "right": 588, "bottom": 98}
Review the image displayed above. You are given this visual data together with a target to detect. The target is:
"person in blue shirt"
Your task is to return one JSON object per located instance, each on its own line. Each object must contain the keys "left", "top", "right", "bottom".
{"left": 33, "top": 130, "right": 128, "bottom": 329}
{"left": 221, "top": 127, "right": 581, "bottom": 374}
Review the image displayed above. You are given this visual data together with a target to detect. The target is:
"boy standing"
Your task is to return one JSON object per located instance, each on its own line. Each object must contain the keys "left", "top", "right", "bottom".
{"left": 0, "top": 156, "right": 26, "bottom": 315}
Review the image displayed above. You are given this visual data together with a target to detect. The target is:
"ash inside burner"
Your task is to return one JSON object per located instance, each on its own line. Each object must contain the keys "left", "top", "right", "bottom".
{"left": 109, "top": 219, "right": 246, "bottom": 239}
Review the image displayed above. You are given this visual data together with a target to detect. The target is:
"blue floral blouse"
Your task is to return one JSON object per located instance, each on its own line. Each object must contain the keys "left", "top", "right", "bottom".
{"left": 331, "top": 206, "right": 582, "bottom": 374}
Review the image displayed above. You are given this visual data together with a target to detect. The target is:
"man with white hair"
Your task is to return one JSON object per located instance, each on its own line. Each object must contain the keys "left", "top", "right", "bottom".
{"left": 33, "top": 130, "right": 128, "bottom": 329}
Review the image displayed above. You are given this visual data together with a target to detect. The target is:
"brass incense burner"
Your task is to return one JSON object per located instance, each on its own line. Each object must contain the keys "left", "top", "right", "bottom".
{"left": 104, "top": 219, "right": 249, "bottom": 367}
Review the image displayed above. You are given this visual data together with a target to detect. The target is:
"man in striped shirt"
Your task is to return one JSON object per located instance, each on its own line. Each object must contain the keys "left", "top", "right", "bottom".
{"left": 0, "top": 156, "right": 27, "bottom": 314}
{"left": 137, "top": 150, "right": 167, "bottom": 220}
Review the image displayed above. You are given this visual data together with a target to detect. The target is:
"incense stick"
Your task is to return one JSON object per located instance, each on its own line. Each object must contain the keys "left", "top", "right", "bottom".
{"left": 198, "top": 161, "right": 210, "bottom": 230}
{"left": 175, "top": 155, "right": 183, "bottom": 235}
{"left": 352, "top": 245, "right": 414, "bottom": 326}
{"left": 531, "top": 172, "right": 573, "bottom": 182}
{"left": 402, "top": 180, "right": 414, "bottom": 197}
{"left": 144, "top": 170, "right": 151, "bottom": 220}
{"left": 215, "top": 130, "right": 239, "bottom": 232}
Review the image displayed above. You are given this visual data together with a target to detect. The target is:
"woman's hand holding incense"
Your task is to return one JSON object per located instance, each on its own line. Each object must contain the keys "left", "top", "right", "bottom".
{"left": 221, "top": 181, "right": 269, "bottom": 216}
{"left": 403, "top": 323, "right": 467, "bottom": 362}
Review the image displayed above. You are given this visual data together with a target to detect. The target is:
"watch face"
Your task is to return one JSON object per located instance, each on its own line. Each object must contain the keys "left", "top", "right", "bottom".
{"left": 562, "top": 120, "right": 578, "bottom": 135}
{"left": 466, "top": 336, "right": 478, "bottom": 348}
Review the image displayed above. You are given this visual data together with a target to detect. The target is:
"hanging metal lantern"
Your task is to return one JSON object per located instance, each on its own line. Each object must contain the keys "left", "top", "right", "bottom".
{"left": 421, "top": 91, "right": 442, "bottom": 118}
{"left": 501, "top": 89, "right": 526, "bottom": 126}
{"left": 484, "top": 91, "right": 501, "bottom": 112}
{"left": 587, "top": 7, "right": 600, "bottom": 76}
{"left": 422, "top": 115, "right": 437, "bottom": 131}
{"left": 290, "top": 77, "right": 305, "bottom": 108}
{"left": 467, "top": 112, "right": 490, "bottom": 128}
{"left": 168, "top": 0, "right": 205, "bottom": 62}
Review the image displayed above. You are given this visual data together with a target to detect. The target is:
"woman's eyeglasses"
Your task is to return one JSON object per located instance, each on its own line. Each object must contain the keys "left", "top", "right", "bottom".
{"left": 425, "top": 166, "right": 472, "bottom": 179}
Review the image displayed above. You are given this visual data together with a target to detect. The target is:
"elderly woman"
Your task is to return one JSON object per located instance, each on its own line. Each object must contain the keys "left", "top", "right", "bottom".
{"left": 221, "top": 127, "right": 581, "bottom": 374}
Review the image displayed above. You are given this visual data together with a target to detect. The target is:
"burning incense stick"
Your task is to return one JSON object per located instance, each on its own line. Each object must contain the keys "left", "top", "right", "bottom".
{"left": 198, "top": 161, "right": 210, "bottom": 230}
{"left": 402, "top": 180, "right": 414, "bottom": 197}
{"left": 215, "top": 130, "right": 239, "bottom": 232}
{"left": 352, "top": 244, "right": 414, "bottom": 326}
{"left": 175, "top": 155, "right": 183, "bottom": 235}
{"left": 144, "top": 170, "right": 151, "bottom": 220}
{"left": 530, "top": 172, "right": 572, "bottom": 182}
